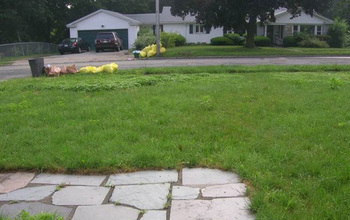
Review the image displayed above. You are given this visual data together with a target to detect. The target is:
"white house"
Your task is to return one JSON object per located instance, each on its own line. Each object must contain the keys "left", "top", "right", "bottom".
{"left": 257, "top": 8, "right": 333, "bottom": 45}
{"left": 66, "top": 7, "right": 223, "bottom": 49}
{"left": 67, "top": 7, "right": 333, "bottom": 49}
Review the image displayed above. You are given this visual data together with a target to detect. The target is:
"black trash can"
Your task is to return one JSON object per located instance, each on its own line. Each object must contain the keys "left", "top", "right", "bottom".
{"left": 28, "top": 58, "right": 44, "bottom": 77}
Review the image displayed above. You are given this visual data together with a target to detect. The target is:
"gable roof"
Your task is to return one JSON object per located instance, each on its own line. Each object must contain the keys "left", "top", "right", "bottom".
{"left": 124, "top": 6, "right": 196, "bottom": 25}
{"left": 261, "top": 8, "right": 333, "bottom": 24}
{"left": 66, "top": 9, "right": 142, "bottom": 28}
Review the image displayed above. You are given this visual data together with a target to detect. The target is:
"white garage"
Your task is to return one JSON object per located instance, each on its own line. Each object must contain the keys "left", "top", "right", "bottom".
{"left": 67, "top": 9, "right": 141, "bottom": 50}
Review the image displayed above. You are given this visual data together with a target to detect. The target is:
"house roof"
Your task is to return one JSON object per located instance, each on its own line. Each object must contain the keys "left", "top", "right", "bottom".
{"left": 124, "top": 6, "right": 196, "bottom": 25}
{"left": 263, "top": 8, "right": 333, "bottom": 24}
{"left": 66, "top": 9, "right": 142, "bottom": 28}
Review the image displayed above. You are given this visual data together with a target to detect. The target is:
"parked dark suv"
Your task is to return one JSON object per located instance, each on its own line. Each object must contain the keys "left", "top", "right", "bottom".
{"left": 58, "top": 38, "right": 90, "bottom": 55}
{"left": 95, "top": 32, "right": 123, "bottom": 52}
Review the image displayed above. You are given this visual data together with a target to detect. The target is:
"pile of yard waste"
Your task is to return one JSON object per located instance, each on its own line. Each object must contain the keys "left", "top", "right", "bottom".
{"left": 43, "top": 63, "right": 118, "bottom": 76}
{"left": 139, "top": 44, "right": 166, "bottom": 58}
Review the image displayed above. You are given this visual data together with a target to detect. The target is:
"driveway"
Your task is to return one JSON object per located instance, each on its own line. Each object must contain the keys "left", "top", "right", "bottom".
{"left": 1, "top": 51, "right": 350, "bottom": 81}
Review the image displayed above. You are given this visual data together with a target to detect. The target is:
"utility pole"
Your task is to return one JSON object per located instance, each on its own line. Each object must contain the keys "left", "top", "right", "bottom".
{"left": 155, "top": 0, "right": 160, "bottom": 56}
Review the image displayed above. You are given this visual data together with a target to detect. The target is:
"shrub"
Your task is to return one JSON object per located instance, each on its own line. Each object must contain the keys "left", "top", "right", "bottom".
{"left": 133, "top": 28, "right": 156, "bottom": 50}
{"left": 160, "top": 32, "right": 186, "bottom": 48}
{"left": 210, "top": 37, "right": 233, "bottom": 45}
{"left": 328, "top": 18, "right": 349, "bottom": 48}
{"left": 345, "top": 32, "right": 350, "bottom": 47}
{"left": 298, "top": 38, "right": 329, "bottom": 48}
{"left": 254, "top": 36, "right": 271, "bottom": 47}
{"left": 293, "top": 32, "right": 310, "bottom": 44}
{"left": 224, "top": 33, "right": 245, "bottom": 45}
{"left": 315, "top": 35, "right": 331, "bottom": 42}
{"left": 283, "top": 36, "right": 297, "bottom": 47}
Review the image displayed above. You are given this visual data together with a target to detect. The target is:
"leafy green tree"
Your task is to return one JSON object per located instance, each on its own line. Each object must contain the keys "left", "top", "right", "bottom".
{"left": 0, "top": 0, "right": 52, "bottom": 43}
{"left": 170, "top": 0, "right": 333, "bottom": 48}
{"left": 328, "top": 18, "right": 349, "bottom": 47}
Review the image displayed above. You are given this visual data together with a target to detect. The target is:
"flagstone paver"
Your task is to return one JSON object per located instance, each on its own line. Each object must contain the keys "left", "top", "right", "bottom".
{"left": 140, "top": 210, "right": 167, "bottom": 220}
{"left": 31, "top": 174, "right": 106, "bottom": 186}
{"left": 0, "top": 173, "right": 35, "bottom": 193}
{"left": 0, "top": 185, "right": 56, "bottom": 201}
{"left": 201, "top": 183, "right": 246, "bottom": 198}
{"left": 0, "top": 202, "right": 72, "bottom": 220}
{"left": 110, "top": 183, "right": 171, "bottom": 210}
{"left": 52, "top": 186, "right": 109, "bottom": 205}
{"left": 170, "top": 198, "right": 255, "bottom": 220}
{"left": 0, "top": 169, "right": 255, "bottom": 220}
{"left": 182, "top": 168, "right": 240, "bottom": 186}
{"left": 71, "top": 205, "right": 139, "bottom": 220}
{"left": 172, "top": 186, "right": 200, "bottom": 200}
{"left": 108, "top": 170, "right": 178, "bottom": 185}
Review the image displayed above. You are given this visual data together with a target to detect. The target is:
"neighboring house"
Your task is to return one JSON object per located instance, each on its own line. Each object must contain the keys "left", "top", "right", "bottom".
{"left": 67, "top": 7, "right": 333, "bottom": 49}
{"left": 125, "top": 7, "right": 223, "bottom": 45}
{"left": 257, "top": 8, "right": 333, "bottom": 45}
{"left": 66, "top": 6, "right": 223, "bottom": 49}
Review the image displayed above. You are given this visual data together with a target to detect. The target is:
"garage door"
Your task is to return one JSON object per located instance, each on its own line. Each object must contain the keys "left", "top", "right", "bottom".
{"left": 78, "top": 29, "right": 129, "bottom": 50}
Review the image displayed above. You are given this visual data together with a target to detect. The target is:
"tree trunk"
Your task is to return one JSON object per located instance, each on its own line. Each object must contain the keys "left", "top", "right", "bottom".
{"left": 245, "top": 15, "right": 257, "bottom": 48}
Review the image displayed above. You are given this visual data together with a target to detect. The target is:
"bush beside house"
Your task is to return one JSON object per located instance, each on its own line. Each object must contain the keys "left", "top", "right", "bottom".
{"left": 210, "top": 37, "right": 234, "bottom": 45}
{"left": 327, "top": 18, "right": 349, "bottom": 48}
{"left": 133, "top": 27, "right": 156, "bottom": 50}
{"left": 161, "top": 32, "right": 186, "bottom": 48}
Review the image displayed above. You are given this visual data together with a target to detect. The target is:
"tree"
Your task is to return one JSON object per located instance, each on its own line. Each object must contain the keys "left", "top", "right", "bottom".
{"left": 170, "top": 0, "right": 333, "bottom": 48}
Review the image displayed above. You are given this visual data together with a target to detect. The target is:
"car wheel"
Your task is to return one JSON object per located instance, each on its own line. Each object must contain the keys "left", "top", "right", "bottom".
{"left": 59, "top": 51, "right": 64, "bottom": 55}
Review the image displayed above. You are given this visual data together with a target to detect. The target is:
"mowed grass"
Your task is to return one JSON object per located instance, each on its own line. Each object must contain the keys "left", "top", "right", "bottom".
{"left": 162, "top": 45, "right": 350, "bottom": 57}
{"left": 1, "top": 65, "right": 350, "bottom": 219}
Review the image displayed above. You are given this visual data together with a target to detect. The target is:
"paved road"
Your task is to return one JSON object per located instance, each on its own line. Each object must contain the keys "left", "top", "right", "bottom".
{"left": 1, "top": 51, "right": 350, "bottom": 81}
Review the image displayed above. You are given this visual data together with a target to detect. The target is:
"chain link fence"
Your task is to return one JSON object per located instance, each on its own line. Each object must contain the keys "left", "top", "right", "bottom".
{"left": 0, "top": 42, "right": 58, "bottom": 58}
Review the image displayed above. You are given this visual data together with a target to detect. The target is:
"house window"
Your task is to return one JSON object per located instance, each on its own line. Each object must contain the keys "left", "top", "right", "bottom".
{"left": 152, "top": 25, "right": 163, "bottom": 35}
{"left": 293, "top": 25, "right": 299, "bottom": 33}
{"left": 300, "top": 25, "right": 315, "bottom": 35}
{"left": 195, "top": 24, "right": 204, "bottom": 33}
{"left": 190, "top": 24, "right": 210, "bottom": 34}
{"left": 316, "top": 25, "right": 322, "bottom": 35}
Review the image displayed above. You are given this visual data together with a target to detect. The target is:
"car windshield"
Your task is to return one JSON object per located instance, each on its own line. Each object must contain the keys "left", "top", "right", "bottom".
{"left": 61, "top": 39, "right": 76, "bottom": 43}
{"left": 96, "top": 33, "right": 113, "bottom": 40}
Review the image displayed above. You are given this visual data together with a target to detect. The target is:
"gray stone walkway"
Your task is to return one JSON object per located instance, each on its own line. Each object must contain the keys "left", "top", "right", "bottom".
{"left": 0, "top": 168, "right": 255, "bottom": 220}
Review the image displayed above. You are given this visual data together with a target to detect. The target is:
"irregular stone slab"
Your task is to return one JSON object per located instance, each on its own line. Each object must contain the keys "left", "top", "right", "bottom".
{"left": 72, "top": 205, "right": 139, "bottom": 220}
{"left": 141, "top": 210, "right": 167, "bottom": 220}
{"left": 110, "top": 183, "right": 170, "bottom": 210}
{"left": 172, "top": 186, "right": 200, "bottom": 200}
{"left": 202, "top": 183, "right": 246, "bottom": 198}
{"left": 0, "top": 202, "right": 72, "bottom": 220}
{"left": 31, "top": 174, "right": 106, "bottom": 186}
{"left": 0, "top": 185, "right": 56, "bottom": 201}
{"left": 0, "top": 173, "right": 35, "bottom": 193}
{"left": 182, "top": 168, "right": 240, "bottom": 186}
{"left": 108, "top": 170, "right": 178, "bottom": 186}
{"left": 52, "top": 186, "right": 109, "bottom": 205}
{"left": 170, "top": 198, "right": 255, "bottom": 220}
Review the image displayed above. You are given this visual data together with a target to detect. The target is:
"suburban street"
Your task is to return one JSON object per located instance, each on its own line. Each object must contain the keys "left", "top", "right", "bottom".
{"left": 1, "top": 51, "right": 350, "bottom": 81}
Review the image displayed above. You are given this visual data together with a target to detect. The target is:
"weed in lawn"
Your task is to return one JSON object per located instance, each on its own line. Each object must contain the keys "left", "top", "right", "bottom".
{"left": 200, "top": 95, "right": 214, "bottom": 110}
{"left": 330, "top": 77, "right": 343, "bottom": 90}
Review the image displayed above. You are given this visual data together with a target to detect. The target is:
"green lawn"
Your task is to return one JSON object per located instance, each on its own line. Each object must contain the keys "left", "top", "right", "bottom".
{"left": 162, "top": 45, "right": 350, "bottom": 57}
{"left": 1, "top": 65, "right": 350, "bottom": 219}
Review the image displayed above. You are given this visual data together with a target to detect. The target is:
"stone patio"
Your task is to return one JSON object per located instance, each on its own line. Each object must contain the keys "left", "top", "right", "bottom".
{"left": 0, "top": 169, "right": 255, "bottom": 220}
